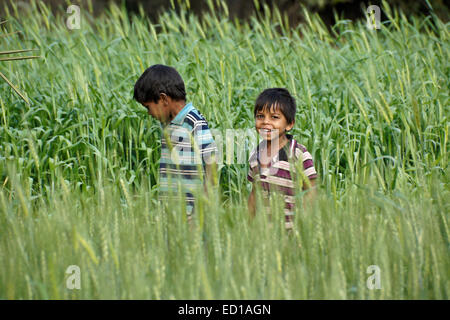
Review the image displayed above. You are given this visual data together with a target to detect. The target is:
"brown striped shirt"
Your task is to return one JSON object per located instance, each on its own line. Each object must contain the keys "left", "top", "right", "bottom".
{"left": 247, "top": 135, "right": 317, "bottom": 229}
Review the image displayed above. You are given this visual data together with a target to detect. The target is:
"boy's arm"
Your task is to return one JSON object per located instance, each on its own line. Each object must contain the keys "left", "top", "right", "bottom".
{"left": 302, "top": 178, "right": 317, "bottom": 212}
{"left": 248, "top": 183, "right": 256, "bottom": 218}
{"left": 204, "top": 158, "right": 218, "bottom": 193}
{"left": 191, "top": 120, "right": 218, "bottom": 193}
{"left": 295, "top": 144, "right": 318, "bottom": 212}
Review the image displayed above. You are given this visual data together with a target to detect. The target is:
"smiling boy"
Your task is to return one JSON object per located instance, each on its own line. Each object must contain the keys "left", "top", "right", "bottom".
{"left": 247, "top": 88, "right": 318, "bottom": 230}
{"left": 134, "top": 64, "right": 217, "bottom": 220}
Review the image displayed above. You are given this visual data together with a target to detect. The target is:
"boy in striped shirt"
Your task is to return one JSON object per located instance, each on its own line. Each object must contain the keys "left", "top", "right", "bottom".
{"left": 247, "top": 88, "right": 318, "bottom": 230}
{"left": 133, "top": 64, "right": 217, "bottom": 219}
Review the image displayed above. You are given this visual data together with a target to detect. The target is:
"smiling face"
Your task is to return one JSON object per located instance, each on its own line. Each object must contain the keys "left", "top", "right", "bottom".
{"left": 255, "top": 104, "right": 294, "bottom": 142}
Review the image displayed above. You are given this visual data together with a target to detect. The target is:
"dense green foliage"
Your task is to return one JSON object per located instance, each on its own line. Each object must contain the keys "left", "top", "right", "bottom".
{"left": 0, "top": 1, "right": 448, "bottom": 299}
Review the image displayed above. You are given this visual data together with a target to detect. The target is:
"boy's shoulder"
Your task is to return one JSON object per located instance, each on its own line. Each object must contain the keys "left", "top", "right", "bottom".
{"left": 183, "top": 105, "right": 211, "bottom": 130}
{"left": 248, "top": 148, "right": 258, "bottom": 168}
{"left": 291, "top": 139, "right": 313, "bottom": 162}
{"left": 247, "top": 137, "right": 312, "bottom": 164}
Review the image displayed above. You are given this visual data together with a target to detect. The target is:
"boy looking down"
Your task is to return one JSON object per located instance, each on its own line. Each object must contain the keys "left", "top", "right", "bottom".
{"left": 134, "top": 64, "right": 217, "bottom": 220}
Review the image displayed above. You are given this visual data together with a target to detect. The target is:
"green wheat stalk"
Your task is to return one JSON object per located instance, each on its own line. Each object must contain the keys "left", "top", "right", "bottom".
{"left": 0, "top": 20, "right": 40, "bottom": 104}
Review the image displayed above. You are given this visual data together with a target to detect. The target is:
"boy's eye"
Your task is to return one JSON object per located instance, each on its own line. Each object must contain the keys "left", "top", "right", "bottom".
{"left": 256, "top": 114, "right": 264, "bottom": 119}
{"left": 272, "top": 115, "right": 279, "bottom": 119}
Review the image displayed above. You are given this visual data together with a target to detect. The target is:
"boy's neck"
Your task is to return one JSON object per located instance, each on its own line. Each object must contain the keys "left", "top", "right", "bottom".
{"left": 263, "top": 133, "right": 289, "bottom": 156}
{"left": 167, "top": 100, "right": 186, "bottom": 123}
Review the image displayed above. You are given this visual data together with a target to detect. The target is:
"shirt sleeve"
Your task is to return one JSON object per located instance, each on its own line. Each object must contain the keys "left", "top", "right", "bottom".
{"left": 247, "top": 169, "right": 254, "bottom": 182}
{"left": 192, "top": 120, "right": 217, "bottom": 165}
{"left": 295, "top": 145, "right": 318, "bottom": 180}
{"left": 247, "top": 151, "right": 258, "bottom": 182}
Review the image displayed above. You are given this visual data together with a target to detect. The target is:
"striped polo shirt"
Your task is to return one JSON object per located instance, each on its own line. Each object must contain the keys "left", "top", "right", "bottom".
{"left": 159, "top": 102, "right": 217, "bottom": 216}
{"left": 247, "top": 135, "right": 317, "bottom": 229}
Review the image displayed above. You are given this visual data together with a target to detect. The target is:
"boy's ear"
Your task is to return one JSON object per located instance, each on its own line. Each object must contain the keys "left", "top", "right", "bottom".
{"left": 160, "top": 93, "right": 169, "bottom": 105}
{"left": 286, "top": 121, "right": 295, "bottom": 132}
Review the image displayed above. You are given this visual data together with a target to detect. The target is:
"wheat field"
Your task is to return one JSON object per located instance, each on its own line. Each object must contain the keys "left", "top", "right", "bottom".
{"left": 0, "top": 0, "right": 448, "bottom": 299}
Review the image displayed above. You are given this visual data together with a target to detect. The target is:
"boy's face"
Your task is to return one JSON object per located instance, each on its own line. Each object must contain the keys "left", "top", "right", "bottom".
{"left": 255, "top": 105, "right": 294, "bottom": 141}
{"left": 142, "top": 97, "right": 170, "bottom": 123}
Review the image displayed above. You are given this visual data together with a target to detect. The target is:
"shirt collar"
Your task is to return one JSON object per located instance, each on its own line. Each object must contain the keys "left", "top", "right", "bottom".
{"left": 170, "top": 102, "right": 193, "bottom": 125}
{"left": 256, "top": 134, "right": 294, "bottom": 165}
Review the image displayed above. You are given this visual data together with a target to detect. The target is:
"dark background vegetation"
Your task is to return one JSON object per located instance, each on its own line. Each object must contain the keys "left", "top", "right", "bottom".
{"left": 1, "top": 0, "right": 449, "bottom": 25}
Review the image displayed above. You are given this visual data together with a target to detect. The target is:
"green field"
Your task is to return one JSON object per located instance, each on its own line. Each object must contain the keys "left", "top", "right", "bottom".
{"left": 0, "top": 1, "right": 449, "bottom": 299}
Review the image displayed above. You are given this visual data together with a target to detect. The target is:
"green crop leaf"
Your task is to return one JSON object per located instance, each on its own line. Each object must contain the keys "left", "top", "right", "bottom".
{"left": 0, "top": 20, "right": 40, "bottom": 104}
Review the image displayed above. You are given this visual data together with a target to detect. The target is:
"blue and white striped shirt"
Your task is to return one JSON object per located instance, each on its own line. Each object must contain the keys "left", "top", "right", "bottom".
{"left": 159, "top": 102, "right": 217, "bottom": 216}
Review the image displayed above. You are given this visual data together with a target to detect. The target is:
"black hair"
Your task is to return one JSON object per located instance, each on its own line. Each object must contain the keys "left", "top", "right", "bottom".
{"left": 254, "top": 88, "right": 296, "bottom": 124}
{"left": 133, "top": 64, "right": 186, "bottom": 103}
